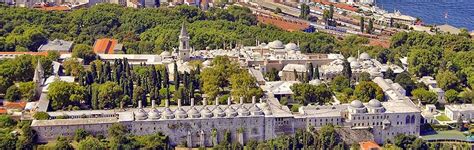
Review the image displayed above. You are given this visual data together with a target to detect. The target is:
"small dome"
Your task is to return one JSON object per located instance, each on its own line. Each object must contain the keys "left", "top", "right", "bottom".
{"left": 161, "top": 108, "right": 175, "bottom": 119}
{"left": 347, "top": 57, "right": 356, "bottom": 62}
{"left": 237, "top": 105, "right": 250, "bottom": 116}
{"left": 225, "top": 106, "right": 238, "bottom": 117}
{"left": 263, "top": 107, "right": 272, "bottom": 115}
{"left": 285, "top": 43, "right": 299, "bottom": 51}
{"left": 148, "top": 109, "right": 161, "bottom": 120}
{"left": 160, "top": 51, "right": 171, "bottom": 56}
{"left": 350, "top": 61, "right": 362, "bottom": 68}
{"left": 134, "top": 109, "right": 147, "bottom": 120}
{"left": 350, "top": 100, "right": 364, "bottom": 108}
{"left": 175, "top": 108, "right": 188, "bottom": 119}
{"left": 187, "top": 107, "right": 201, "bottom": 118}
{"left": 370, "top": 67, "right": 380, "bottom": 73}
{"left": 213, "top": 107, "right": 226, "bottom": 117}
{"left": 359, "top": 52, "right": 371, "bottom": 60}
{"left": 249, "top": 105, "right": 264, "bottom": 116}
{"left": 201, "top": 107, "right": 214, "bottom": 118}
{"left": 268, "top": 40, "right": 284, "bottom": 49}
{"left": 368, "top": 99, "right": 382, "bottom": 107}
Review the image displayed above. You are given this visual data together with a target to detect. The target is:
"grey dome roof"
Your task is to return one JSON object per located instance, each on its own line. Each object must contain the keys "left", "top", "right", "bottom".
{"left": 175, "top": 108, "right": 188, "bottom": 119}
{"left": 285, "top": 43, "right": 299, "bottom": 51}
{"left": 225, "top": 106, "right": 238, "bottom": 117}
{"left": 160, "top": 51, "right": 171, "bottom": 56}
{"left": 249, "top": 105, "right": 264, "bottom": 116}
{"left": 213, "top": 107, "right": 226, "bottom": 117}
{"left": 350, "top": 61, "right": 362, "bottom": 68}
{"left": 268, "top": 40, "right": 284, "bottom": 49}
{"left": 359, "top": 52, "right": 371, "bottom": 60}
{"left": 187, "top": 107, "right": 201, "bottom": 118}
{"left": 237, "top": 105, "right": 250, "bottom": 116}
{"left": 148, "top": 109, "right": 161, "bottom": 120}
{"left": 368, "top": 99, "right": 382, "bottom": 107}
{"left": 347, "top": 57, "right": 356, "bottom": 62}
{"left": 135, "top": 109, "right": 148, "bottom": 120}
{"left": 350, "top": 100, "right": 364, "bottom": 108}
{"left": 161, "top": 108, "right": 175, "bottom": 119}
{"left": 201, "top": 107, "right": 214, "bottom": 118}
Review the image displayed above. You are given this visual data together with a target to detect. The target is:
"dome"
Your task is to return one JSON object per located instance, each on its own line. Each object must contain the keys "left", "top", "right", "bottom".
{"left": 370, "top": 67, "right": 380, "bottom": 73}
{"left": 175, "top": 108, "right": 188, "bottom": 119}
{"left": 347, "top": 57, "right": 356, "bottom": 62}
{"left": 161, "top": 108, "right": 175, "bottom": 119}
{"left": 263, "top": 107, "right": 272, "bottom": 115}
{"left": 350, "top": 100, "right": 364, "bottom": 108}
{"left": 213, "top": 107, "right": 226, "bottom": 117}
{"left": 160, "top": 51, "right": 171, "bottom": 56}
{"left": 134, "top": 109, "right": 147, "bottom": 120}
{"left": 225, "top": 106, "right": 238, "bottom": 117}
{"left": 359, "top": 52, "right": 371, "bottom": 60}
{"left": 201, "top": 107, "right": 214, "bottom": 118}
{"left": 268, "top": 40, "right": 284, "bottom": 49}
{"left": 187, "top": 107, "right": 201, "bottom": 118}
{"left": 350, "top": 61, "right": 362, "bottom": 68}
{"left": 285, "top": 43, "right": 299, "bottom": 51}
{"left": 237, "top": 105, "right": 250, "bottom": 116}
{"left": 368, "top": 99, "right": 382, "bottom": 107}
{"left": 148, "top": 109, "right": 161, "bottom": 120}
{"left": 249, "top": 105, "right": 264, "bottom": 116}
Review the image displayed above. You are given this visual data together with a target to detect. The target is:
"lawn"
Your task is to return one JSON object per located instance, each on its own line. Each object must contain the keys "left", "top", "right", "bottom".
{"left": 436, "top": 113, "right": 451, "bottom": 121}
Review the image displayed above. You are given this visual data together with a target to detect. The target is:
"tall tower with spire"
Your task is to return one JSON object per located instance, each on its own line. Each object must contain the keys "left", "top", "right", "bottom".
{"left": 178, "top": 22, "right": 191, "bottom": 61}
{"left": 33, "top": 59, "right": 44, "bottom": 86}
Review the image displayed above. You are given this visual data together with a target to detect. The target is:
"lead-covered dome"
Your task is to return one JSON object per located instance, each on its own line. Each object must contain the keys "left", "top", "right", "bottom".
{"left": 201, "top": 107, "right": 214, "bottom": 118}
{"left": 135, "top": 109, "right": 148, "bottom": 120}
{"left": 347, "top": 57, "right": 356, "bottom": 62}
{"left": 148, "top": 109, "right": 161, "bottom": 120}
{"left": 285, "top": 43, "right": 299, "bottom": 51}
{"left": 268, "top": 40, "right": 284, "bottom": 49}
{"left": 359, "top": 52, "right": 371, "bottom": 60}
{"left": 368, "top": 99, "right": 382, "bottom": 108}
{"left": 350, "top": 100, "right": 364, "bottom": 108}
{"left": 187, "top": 107, "right": 201, "bottom": 118}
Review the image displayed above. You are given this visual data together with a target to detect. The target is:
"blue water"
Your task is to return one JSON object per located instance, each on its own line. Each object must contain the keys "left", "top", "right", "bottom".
{"left": 375, "top": 0, "right": 474, "bottom": 31}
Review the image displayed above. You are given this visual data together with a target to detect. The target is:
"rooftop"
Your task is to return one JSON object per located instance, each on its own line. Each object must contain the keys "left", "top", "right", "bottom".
{"left": 38, "top": 39, "right": 74, "bottom": 52}
{"left": 93, "top": 38, "right": 119, "bottom": 54}
{"left": 31, "top": 117, "right": 118, "bottom": 126}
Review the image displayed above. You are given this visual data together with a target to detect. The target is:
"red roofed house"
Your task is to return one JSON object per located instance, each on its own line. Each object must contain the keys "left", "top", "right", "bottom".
{"left": 93, "top": 38, "right": 123, "bottom": 54}
{"left": 359, "top": 141, "right": 381, "bottom": 150}
{"left": 3, "top": 101, "right": 27, "bottom": 110}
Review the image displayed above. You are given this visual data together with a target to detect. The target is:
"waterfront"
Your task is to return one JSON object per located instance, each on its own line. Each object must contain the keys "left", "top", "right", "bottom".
{"left": 375, "top": 0, "right": 474, "bottom": 31}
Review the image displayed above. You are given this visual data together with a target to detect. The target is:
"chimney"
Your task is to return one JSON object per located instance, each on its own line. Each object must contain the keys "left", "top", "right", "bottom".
{"left": 191, "top": 98, "right": 195, "bottom": 107}
{"left": 227, "top": 97, "right": 232, "bottom": 105}
{"left": 215, "top": 97, "right": 219, "bottom": 105}
{"left": 203, "top": 98, "right": 207, "bottom": 106}
{"left": 178, "top": 99, "right": 182, "bottom": 108}
{"left": 138, "top": 100, "right": 142, "bottom": 109}
{"left": 165, "top": 99, "right": 169, "bottom": 108}
{"left": 151, "top": 100, "right": 156, "bottom": 108}
{"left": 252, "top": 96, "right": 256, "bottom": 104}
{"left": 240, "top": 97, "right": 244, "bottom": 104}
{"left": 259, "top": 98, "right": 263, "bottom": 104}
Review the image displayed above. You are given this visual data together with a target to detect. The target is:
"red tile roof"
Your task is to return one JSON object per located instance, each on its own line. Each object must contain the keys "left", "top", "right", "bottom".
{"left": 3, "top": 101, "right": 27, "bottom": 110}
{"left": 256, "top": 14, "right": 310, "bottom": 32}
{"left": 0, "top": 52, "right": 49, "bottom": 56}
{"left": 93, "top": 38, "right": 117, "bottom": 54}
{"left": 0, "top": 108, "right": 7, "bottom": 114}
{"left": 35, "top": 6, "right": 71, "bottom": 11}
{"left": 359, "top": 141, "right": 381, "bottom": 150}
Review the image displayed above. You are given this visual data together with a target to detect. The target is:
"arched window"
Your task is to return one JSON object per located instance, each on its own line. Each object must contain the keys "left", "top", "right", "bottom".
{"left": 405, "top": 116, "right": 410, "bottom": 124}
{"left": 411, "top": 115, "right": 416, "bottom": 124}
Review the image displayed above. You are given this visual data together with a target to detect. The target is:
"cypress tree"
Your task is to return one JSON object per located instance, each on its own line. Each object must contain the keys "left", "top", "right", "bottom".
{"left": 342, "top": 60, "right": 352, "bottom": 81}
{"left": 360, "top": 17, "right": 365, "bottom": 33}
{"left": 293, "top": 69, "right": 298, "bottom": 81}
{"left": 308, "top": 63, "right": 314, "bottom": 80}
{"left": 174, "top": 62, "right": 180, "bottom": 89}
{"left": 163, "top": 68, "right": 169, "bottom": 88}
{"left": 157, "top": 71, "right": 162, "bottom": 89}
{"left": 314, "top": 65, "right": 320, "bottom": 79}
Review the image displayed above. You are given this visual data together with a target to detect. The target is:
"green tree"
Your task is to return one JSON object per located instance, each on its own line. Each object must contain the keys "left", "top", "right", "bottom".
{"left": 436, "top": 70, "right": 460, "bottom": 91}
{"left": 394, "top": 72, "right": 416, "bottom": 95}
{"left": 354, "top": 81, "right": 384, "bottom": 102}
{"left": 53, "top": 136, "right": 73, "bottom": 150}
{"left": 319, "top": 125, "right": 338, "bottom": 149}
{"left": 48, "top": 81, "right": 85, "bottom": 110}
{"left": 384, "top": 68, "right": 395, "bottom": 80}
{"left": 360, "top": 17, "right": 365, "bottom": 33}
{"left": 265, "top": 68, "right": 280, "bottom": 81}
{"left": 366, "top": 18, "right": 373, "bottom": 34}
{"left": 18, "top": 81, "right": 37, "bottom": 101}
{"left": 0, "top": 115, "right": 17, "bottom": 128}
{"left": 408, "top": 48, "right": 440, "bottom": 76}
{"left": 5, "top": 85, "right": 21, "bottom": 101}
{"left": 299, "top": 4, "right": 310, "bottom": 20}
{"left": 411, "top": 88, "right": 437, "bottom": 104}
{"left": 358, "top": 72, "right": 371, "bottom": 82}
{"left": 33, "top": 112, "right": 50, "bottom": 120}
{"left": 230, "top": 71, "right": 263, "bottom": 102}
{"left": 74, "top": 128, "right": 89, "bottom": 142}
{"left": 97, "top": 82, "right": 123, "bottom": 109}
{"left": 445, "top": 89, "right": 459, "bottom": 103}
{"left": 331, "top": 75, "right": 350, "bottom": 92}
{"left": 72, "top": 44, "right": 96, "bottom": 64}
{"left": 291, "top": 83, "right": 332, "bottom": 105}
{"left": 0, "top": 76, "right": 13, "bottom": 94}
{"left": 63, "top": 58, "right": 84, "bottom": 76}
{"left": 77, "top": 136, "right": 106, "bottom": 150}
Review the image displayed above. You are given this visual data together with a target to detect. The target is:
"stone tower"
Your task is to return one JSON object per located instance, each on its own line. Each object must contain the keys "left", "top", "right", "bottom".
{"left": 178, "top": 22, "right": 191, "bottom": 61}
{"left": 33, "top": 59, "right": 44, "bottom": 86}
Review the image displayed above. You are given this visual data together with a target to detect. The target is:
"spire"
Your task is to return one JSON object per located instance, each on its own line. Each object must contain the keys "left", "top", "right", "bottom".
{"left": 180, "top": 22, "right": 189, "bottom": 38}
{"left": 33, "top": 59, "right": 44, "bottom": 85}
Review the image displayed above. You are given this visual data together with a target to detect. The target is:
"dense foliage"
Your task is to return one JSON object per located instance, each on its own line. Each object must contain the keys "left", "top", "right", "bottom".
{"left": 0, "top": 4, "right": 336, "bottom": 53}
